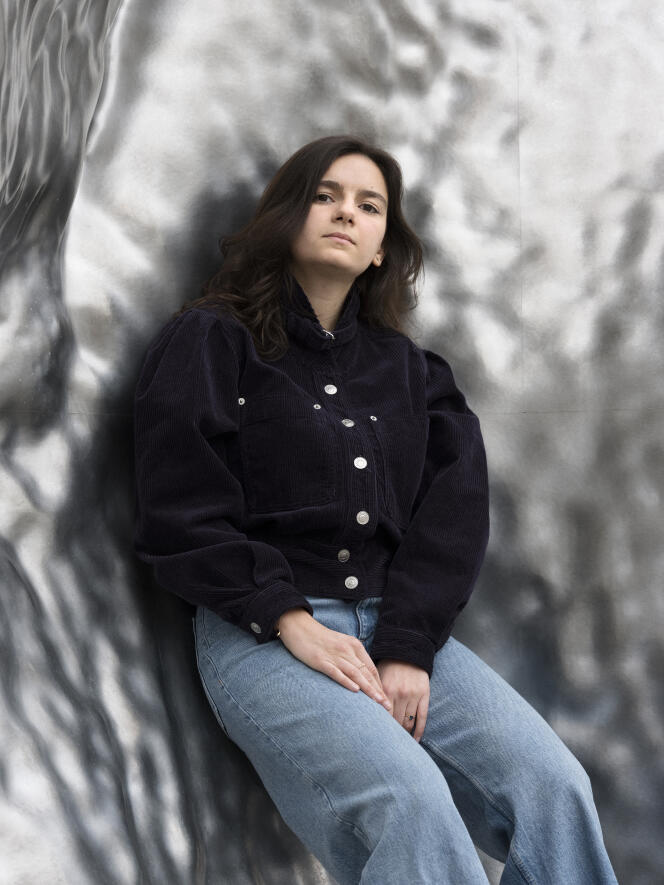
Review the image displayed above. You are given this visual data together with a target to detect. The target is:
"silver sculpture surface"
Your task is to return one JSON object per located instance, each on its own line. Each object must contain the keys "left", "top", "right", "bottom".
{"left": 1, "top": 1, "right": 662, "bottom": 882}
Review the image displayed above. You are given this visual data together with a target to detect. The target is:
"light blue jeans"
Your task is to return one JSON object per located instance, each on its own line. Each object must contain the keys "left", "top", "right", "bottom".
{"left": 194, "top": 596, "right": 618, "bottom": 885}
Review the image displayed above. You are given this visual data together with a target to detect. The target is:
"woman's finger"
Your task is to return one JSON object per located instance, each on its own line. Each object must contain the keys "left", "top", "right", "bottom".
{"left": 412, "top": 694, "right": 429, "bottom": 742}
{"left": 375, "top": 659, "right": 430, "bottom": 738}
{"left": 392, "top": 699, "right": 407, "bottom": 729}
{"left": 319, "top": 651, "right": 381, "bottom": 697}
{"left": 320, "top": 662, "right": 361, "bottom": 693}
{"left": 333, "top": 639, "right": 389, "bottom": 701}
{"left": 402, "top": 709, "right": 417, "bottom": 731}
{"left": 346, "top": 660, "right": 392, "bottom": 709}
{"left": 279, "top": 617, "right": 392, "bottom": 708}
{"left": 352, "top": 659, "right": 385, "bottom": 695}
{"left": 323, "top": 660, "right": 392, "bottom": 710}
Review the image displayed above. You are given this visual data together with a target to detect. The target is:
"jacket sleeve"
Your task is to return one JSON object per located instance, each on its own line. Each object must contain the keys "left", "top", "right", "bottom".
{"left": 133, "top": 309, "right": 313, "bottom": 639}
{"left": 369, "top": 348, "right": 490, "bottom": 676}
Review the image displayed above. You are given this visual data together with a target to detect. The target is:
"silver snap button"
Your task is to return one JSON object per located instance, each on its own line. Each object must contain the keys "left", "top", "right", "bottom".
{"left": 337, "top": 548, "right": 350, "bottom": 562}
{"left": 250, "top": 622, "right": 262, "bottom": 634}
{"left": 356, "top": 511, "right": 369, "bottom": 525}
{"left": 353, "top": 457, "right": 367, "bottom": 469}
{"left": 345, "top": 576, "right": 359, "bottom": 590}
{"left": 324, "top": 384, "right": 338, "bottom": 395}
{"left": 238, "top": 397, "right": 245, "bottom": 405}
{"left": 341, "top": 418, "right": 355, "bottom": 427}
{"left": 370, "top": 415, "right": 377, "bottom": 421}
{"left": 313, "top": 403, "right": 321, "bottom": 409}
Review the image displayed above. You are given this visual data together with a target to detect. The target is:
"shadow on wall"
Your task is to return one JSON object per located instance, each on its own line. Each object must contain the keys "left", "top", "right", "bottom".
{"left": 2, "top": 0, "right": 664, "bottom": 883}
{"left": 0, "top": 1, "right": 331, "bottom": 878}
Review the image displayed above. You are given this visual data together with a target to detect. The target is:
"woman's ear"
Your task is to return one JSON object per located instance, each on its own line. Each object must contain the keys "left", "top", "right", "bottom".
{"left": 372, "top": 249, "right": 385, "bottom": 267}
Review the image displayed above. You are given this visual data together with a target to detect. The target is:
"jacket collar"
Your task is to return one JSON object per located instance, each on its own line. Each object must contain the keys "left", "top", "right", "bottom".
{"left": 282, "top": 277, "right": 360, "bottom": 351}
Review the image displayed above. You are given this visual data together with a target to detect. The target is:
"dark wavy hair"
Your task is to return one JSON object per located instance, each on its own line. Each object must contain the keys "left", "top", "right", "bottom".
{"left": 184, "top": 135, "right": 424, "bottom": 359}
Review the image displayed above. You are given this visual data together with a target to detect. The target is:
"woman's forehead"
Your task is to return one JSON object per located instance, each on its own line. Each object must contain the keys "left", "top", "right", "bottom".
{"left": 320, "top": 154, "right": 388, "bottom": 200}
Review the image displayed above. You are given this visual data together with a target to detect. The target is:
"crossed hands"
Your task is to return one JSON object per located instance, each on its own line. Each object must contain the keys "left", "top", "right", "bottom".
{"left": 276, "top": 608, "right": 430, "bottom": 741}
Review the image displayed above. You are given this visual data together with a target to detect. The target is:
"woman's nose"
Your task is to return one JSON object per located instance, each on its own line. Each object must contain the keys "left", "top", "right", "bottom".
{"left": 335, "top": 200, "right": 354, "bottom": 222}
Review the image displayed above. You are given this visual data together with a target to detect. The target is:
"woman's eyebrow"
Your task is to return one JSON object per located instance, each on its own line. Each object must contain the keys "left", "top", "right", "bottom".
{"left": 318, "top": 179, "right": 387, "bottom": 207}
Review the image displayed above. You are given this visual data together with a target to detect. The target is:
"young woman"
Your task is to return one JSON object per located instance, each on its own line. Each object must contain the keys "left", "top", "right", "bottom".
{"left": 133, "top": 135, "right": 618, "bottom": 884}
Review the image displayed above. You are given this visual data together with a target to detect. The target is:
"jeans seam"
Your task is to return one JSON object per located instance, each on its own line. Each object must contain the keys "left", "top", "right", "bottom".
{"left": 420, "top": 738, "right": 516, "bottom": 825}
{"left": 196, "top": 608, "right": 211, "bottom": 650}
{"left": 420, "top": 739, "right": 537, "bottom": 885}
{"left": 196, "top": 651, "right": 231, "bottom": 738}
{"left": 506, "top": 846, "right": 537, "bottom": 885}
{"left": 198, "top": 644, "right": 373, "bottom": 852}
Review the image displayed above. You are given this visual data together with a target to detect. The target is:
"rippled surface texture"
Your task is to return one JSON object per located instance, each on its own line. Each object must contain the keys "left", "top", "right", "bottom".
{"left": 1, "top": 1, "right": 663, "bottom": 882}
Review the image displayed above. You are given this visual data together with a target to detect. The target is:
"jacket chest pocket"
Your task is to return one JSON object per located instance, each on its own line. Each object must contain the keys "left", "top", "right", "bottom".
{"left": 239, "top": 397, "right": 337, "bottom": 513}
{"left": 369, "top": 414, "right": 428, "bottom": 529}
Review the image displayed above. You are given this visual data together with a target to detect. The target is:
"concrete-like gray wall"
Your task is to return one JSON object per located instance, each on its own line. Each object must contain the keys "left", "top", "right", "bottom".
{"left": 1, "top": 1, "right": 662, "bottom": 882}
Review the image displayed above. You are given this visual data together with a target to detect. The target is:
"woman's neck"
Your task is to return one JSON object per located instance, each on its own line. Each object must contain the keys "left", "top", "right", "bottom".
{"left": 291, "top": 270, "right": 353, "bottom": 331}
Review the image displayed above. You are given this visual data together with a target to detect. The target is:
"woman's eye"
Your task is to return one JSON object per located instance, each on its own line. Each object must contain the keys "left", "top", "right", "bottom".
{"left": 315, "top": 193, "right": 333, "bottom": 203}
{"left": 361, "top": 203, "right": 380, "bottom": 214}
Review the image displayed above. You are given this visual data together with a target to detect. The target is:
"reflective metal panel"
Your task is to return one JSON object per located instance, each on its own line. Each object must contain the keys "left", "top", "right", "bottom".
{"left": 1, "top": 0, "right": 662, "bottom": 882}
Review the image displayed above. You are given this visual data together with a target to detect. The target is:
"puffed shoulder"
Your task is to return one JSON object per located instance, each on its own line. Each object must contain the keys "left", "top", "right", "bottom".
{"left": 420, "top": 346, "right": 470, "bottom": 415}
{"left": 134, "top": 308, "right": 241, "bottom": 402}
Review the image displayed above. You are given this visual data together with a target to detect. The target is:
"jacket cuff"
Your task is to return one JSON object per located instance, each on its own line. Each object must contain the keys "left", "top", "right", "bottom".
{"left": 238, "top": 582, "right": 313, "bottom": 643}
{"left": 369, "top": 624, "right": 440, "bottom": 677}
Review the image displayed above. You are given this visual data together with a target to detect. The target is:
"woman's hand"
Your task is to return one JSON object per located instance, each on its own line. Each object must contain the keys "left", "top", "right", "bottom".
{"left": 376, "top": 659, "right": 430, "bottom": 742}
{"left": 276, "top": 609, "right": 393, "bottom": 712}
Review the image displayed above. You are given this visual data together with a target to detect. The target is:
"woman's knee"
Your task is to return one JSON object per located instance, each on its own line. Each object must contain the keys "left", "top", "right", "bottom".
{"left": 516, "top": 738, "right": 595, "bottom": 818}
{"left": 552, "top": 749, "right": 595, "bottom": 812}
{"left": 359, "top": 749, "right": 458, "bottom": 832}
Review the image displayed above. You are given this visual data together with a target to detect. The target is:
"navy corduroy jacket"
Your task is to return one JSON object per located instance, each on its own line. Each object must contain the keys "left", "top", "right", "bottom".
{"left": 133, "top": 279, "right": 490, "bottom": 676}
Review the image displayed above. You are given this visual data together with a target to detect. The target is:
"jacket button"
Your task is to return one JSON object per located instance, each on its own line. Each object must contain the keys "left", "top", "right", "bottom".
{"left": 324, "top": 384, "right": 337, "bottom": 394}
{"left": 356, "top": 511, "right": 369, "bottom": 525}
{"left": 353, "top": 457, "right": 367, "bottom": 469}
{"left": 250, "top": 622, "right": 262, "bottom": 634}
{"left": 370, "top": 415, "right": 378, "bottom": 421}
{"left": 313, "top": 403, "right": 321, "bottom": 409}
{"left": 238, "top": 397, "right": 245, "bottom": 405}
{"left": 341, "top": 418, "right": 355, "bottom": 427}
{"left": 345, "top": 576, "right": 359, "bottom": 590}
{"left": 337, "top": 548, "right": 350, "bottom": 562}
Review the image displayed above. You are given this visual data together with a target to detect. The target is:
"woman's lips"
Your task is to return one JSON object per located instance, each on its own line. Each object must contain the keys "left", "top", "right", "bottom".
{"left": 324, "top": 233, "right": 354, "bottom": 244}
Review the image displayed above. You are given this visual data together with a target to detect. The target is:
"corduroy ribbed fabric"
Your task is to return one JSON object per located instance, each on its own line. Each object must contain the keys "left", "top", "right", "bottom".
{"left": 133, "top": 278, "right": 490, "bottom": 675}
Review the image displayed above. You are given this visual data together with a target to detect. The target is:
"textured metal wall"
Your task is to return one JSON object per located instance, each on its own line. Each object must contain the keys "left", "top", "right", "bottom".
{"left": 1, "top": 1, "right": 662, "bottom": 883}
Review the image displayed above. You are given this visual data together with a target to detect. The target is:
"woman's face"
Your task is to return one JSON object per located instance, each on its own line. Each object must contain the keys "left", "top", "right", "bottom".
{"left": 290, "top": 153, "right": 388, "bottom": 285}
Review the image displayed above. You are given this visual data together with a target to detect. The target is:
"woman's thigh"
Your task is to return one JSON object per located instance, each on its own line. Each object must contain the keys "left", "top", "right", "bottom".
{"left": 193, "top": 599, "right": 464, "bottom": 865}
{"left": 421, "top": 637, "right": 591, "bottom": 859}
